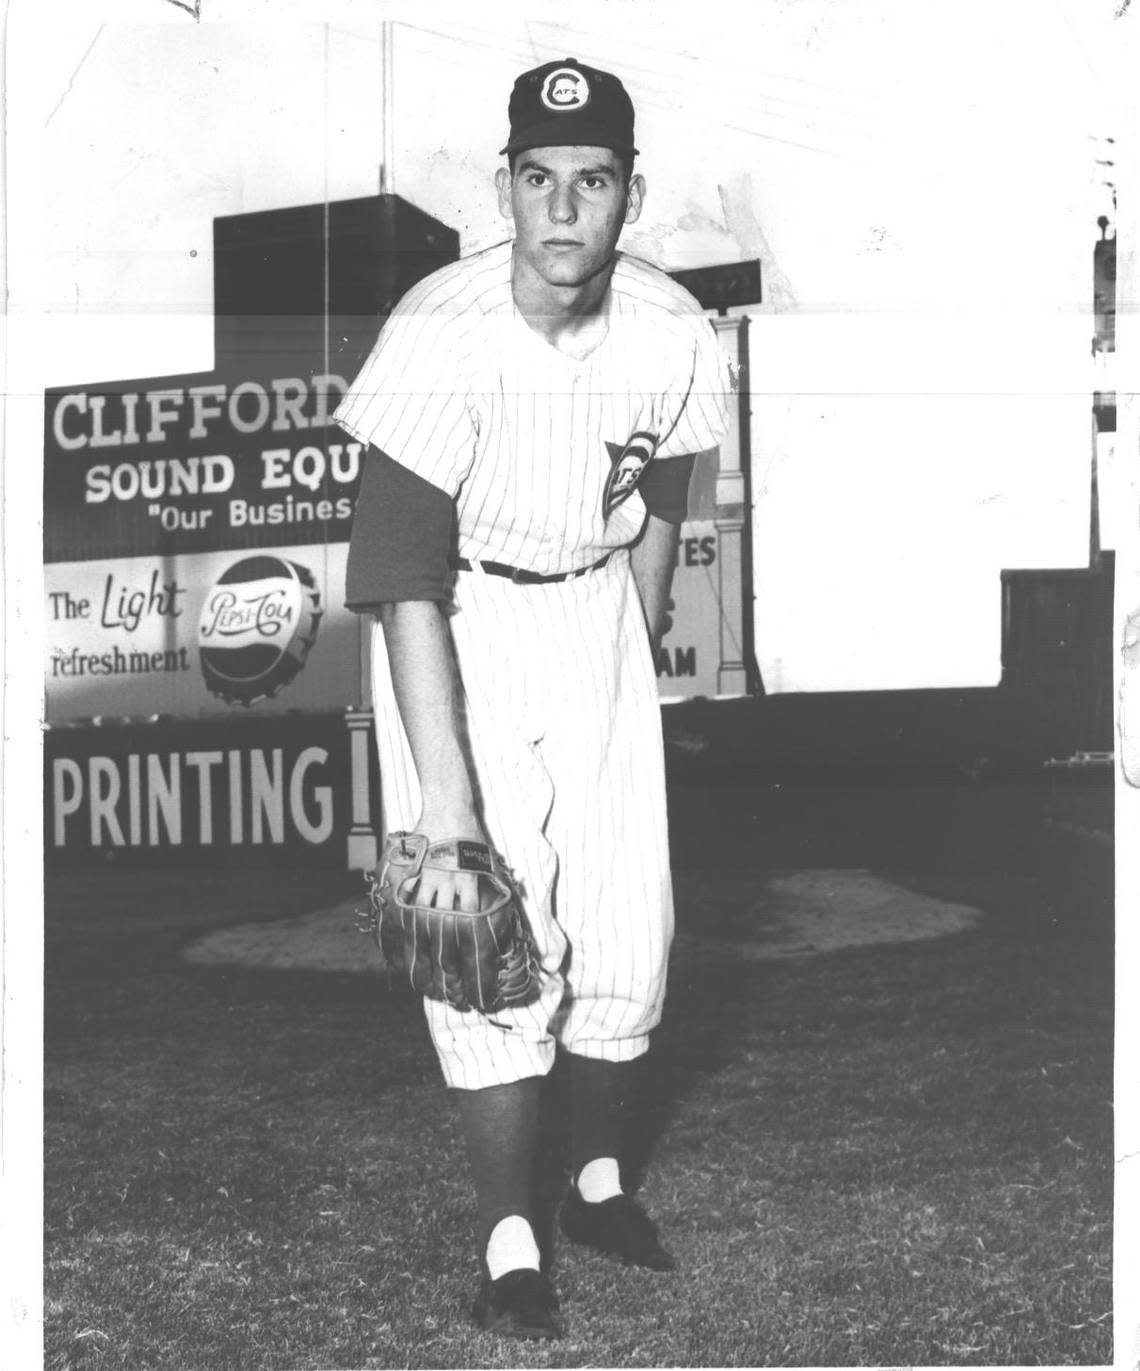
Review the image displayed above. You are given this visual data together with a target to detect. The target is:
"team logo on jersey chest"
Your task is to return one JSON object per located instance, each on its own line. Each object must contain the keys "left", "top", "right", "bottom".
{"left": 602, "top": 431, "right": 658, "bottom": 519}
{"left": 541, "top": 68, "right": 590, "bottom": 111}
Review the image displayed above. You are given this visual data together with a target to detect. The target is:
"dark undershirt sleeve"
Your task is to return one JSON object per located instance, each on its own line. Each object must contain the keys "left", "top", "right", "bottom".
{"left": 638, "top": 452, "right": 699, "bottom": 525}
{"left": 344, "top": 445, "right": 456, "bottom": 611}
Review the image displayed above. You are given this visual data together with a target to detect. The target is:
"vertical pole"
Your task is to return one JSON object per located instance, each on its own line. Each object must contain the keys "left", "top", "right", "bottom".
{"left": 346, "top": 707, "right": 378, "bottom": 869}
{"left": 380, "top": 21, "right": 395, "bottom": 196}
{"left": 712, "top": 316, "right": 756, "bottom": 696}
{"left": 735, "top": 316, "right": 760, "bottom": 694}
{"left": 354, "top": 18, "right": 395, "bottom": 869}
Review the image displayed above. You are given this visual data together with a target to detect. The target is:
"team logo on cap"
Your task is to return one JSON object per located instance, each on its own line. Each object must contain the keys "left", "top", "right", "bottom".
{"left": 541, "top": 67, "right": 590, "bottom": 111}
{"left": 197, "top": 555, "right": 322, "bottom": 706}
{"left": 602, "top": 431, "right": 658, "bottom": 518}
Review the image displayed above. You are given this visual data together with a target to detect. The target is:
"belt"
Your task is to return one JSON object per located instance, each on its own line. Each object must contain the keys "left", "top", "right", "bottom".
{"left": 454, "top": 553, "right": 612, "bottom": 585}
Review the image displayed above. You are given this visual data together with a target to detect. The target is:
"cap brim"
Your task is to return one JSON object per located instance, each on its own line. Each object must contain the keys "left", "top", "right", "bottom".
{"left": 500, "top": 119, "right": 637, "bottom": 159}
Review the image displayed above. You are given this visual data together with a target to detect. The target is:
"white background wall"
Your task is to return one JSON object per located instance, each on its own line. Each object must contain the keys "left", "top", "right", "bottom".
{"left": 7, "top": 0, "right": 1127, "bottom": 693}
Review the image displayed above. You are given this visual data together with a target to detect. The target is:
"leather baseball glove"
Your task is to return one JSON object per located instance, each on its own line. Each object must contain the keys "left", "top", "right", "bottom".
{"left": 358, "top": 831, "right": 544, "bottom": 1015}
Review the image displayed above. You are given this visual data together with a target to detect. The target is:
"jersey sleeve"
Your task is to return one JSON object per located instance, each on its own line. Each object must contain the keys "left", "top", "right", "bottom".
{"left": 655, "top": 315, "right": 732, "bottom": 460}
{"left": 345, "top": 446, "right": 455, "bottom": 610}
{"left": 638, "top": 452, "right": 696, "bottom": 524}
{"left": 333, "top": 307, "right": 476, "bottom": 497}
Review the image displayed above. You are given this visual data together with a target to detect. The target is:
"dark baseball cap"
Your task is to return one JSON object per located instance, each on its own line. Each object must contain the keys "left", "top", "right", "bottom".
{"left": 500, "top": 58, "right": 638, "bottom": 161}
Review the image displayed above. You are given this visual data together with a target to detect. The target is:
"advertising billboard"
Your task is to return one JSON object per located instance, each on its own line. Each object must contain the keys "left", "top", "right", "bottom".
{"left": 44, "top": 366, "right": 364, "bottom": 720}
{"left": 45, "top": 711, "right": 378, "bottom": 869}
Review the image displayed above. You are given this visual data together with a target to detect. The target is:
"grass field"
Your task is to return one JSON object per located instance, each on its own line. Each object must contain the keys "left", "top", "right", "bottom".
{"left": 43, "top": 776, "right": 1113, "bottom": 1368}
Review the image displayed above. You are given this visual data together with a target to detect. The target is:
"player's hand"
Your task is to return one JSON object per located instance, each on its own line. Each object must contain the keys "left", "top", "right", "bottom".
{"left": 649, "top": 596, "right": 675, "bottom": 655}
{"left": 403, "top": 810, "right": 487, "bottom": 912}
{"left": 660, "top": 595, "right": 675, "bottom": 642}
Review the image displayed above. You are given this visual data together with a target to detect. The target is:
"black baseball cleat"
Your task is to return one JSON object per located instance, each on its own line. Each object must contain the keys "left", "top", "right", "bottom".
{"left": 472, "top": 1267, "right": 564, "bottom": 1340}
{"left": 560, "top": 1189, "right": 677, "bottom": 1271}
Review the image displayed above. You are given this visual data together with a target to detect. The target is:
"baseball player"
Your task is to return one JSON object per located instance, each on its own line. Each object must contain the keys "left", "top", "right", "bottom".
{"left": 336, "top": 57, "right": 729, "bottom": 1340}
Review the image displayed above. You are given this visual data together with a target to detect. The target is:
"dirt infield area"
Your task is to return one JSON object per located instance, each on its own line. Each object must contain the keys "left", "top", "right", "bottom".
{"left": 44, "top": 776, "right": 1113, "bottom": 1369}
{"left": 182, "top": 866, "right": 983, "bottom": 974}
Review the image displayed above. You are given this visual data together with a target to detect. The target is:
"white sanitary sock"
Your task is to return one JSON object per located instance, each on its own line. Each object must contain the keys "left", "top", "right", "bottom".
{"left": 485, "top": 1215, "right": 541, "bottom": 1281}
{"left": 576, "top": 1156, "right": 623, "bottom": 1203}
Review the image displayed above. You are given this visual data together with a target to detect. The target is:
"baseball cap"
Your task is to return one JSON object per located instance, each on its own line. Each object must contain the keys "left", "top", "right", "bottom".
{"left": 500, "top": 58, "right": 638, "bottom": 161}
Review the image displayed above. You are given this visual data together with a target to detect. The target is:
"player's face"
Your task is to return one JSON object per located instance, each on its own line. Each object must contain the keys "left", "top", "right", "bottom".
{"left": 495, "top": 146, "right": 645, "bottom": 290}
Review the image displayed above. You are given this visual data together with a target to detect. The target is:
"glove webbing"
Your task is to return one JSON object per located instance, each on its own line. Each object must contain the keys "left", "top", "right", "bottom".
{"left": 356, "top": 835, "right": 544, "bottom": 1015}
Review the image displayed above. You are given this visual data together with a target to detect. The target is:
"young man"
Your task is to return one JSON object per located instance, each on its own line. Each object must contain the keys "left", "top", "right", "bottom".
{"left": 335, "top": 57, "right": 729, "bottom": 1340}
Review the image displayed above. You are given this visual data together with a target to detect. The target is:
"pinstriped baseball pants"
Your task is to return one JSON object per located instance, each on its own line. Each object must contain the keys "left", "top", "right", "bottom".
{"left": 370, "top": 550, "right": 673, "bottom": 1089}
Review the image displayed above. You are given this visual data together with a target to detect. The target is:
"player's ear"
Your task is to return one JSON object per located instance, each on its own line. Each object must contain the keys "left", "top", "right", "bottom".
{"left": 624, "top": 172, "right": 646, "bottom": 225}
{"left": 494, "top": 166, "right": 514, "bottom": 221}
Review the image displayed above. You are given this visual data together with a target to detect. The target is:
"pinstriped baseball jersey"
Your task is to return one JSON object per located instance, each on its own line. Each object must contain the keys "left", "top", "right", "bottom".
{"left": 338, "top": 240, "right": 729, "bottom": 1090}
{"left": 335, "top": 239, "right": 729, "bottom": 576}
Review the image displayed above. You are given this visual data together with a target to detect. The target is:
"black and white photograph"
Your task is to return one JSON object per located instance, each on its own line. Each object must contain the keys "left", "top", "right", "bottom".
{"left": 3, "top": 0, "right": 1134, "bottom": 1365}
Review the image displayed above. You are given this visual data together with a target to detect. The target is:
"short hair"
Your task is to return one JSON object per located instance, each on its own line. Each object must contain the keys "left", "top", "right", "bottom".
{"left": 507, "top": 150, "right": 633, "bottom": 186}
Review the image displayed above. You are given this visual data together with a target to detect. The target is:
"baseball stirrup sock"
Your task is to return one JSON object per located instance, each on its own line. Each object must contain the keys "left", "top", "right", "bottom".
{"left": 456, "top": 1077, "right": 541, "bottom": 1251}
{"left": 569, "top": 1054, "right": 634, "bottom": 1178}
